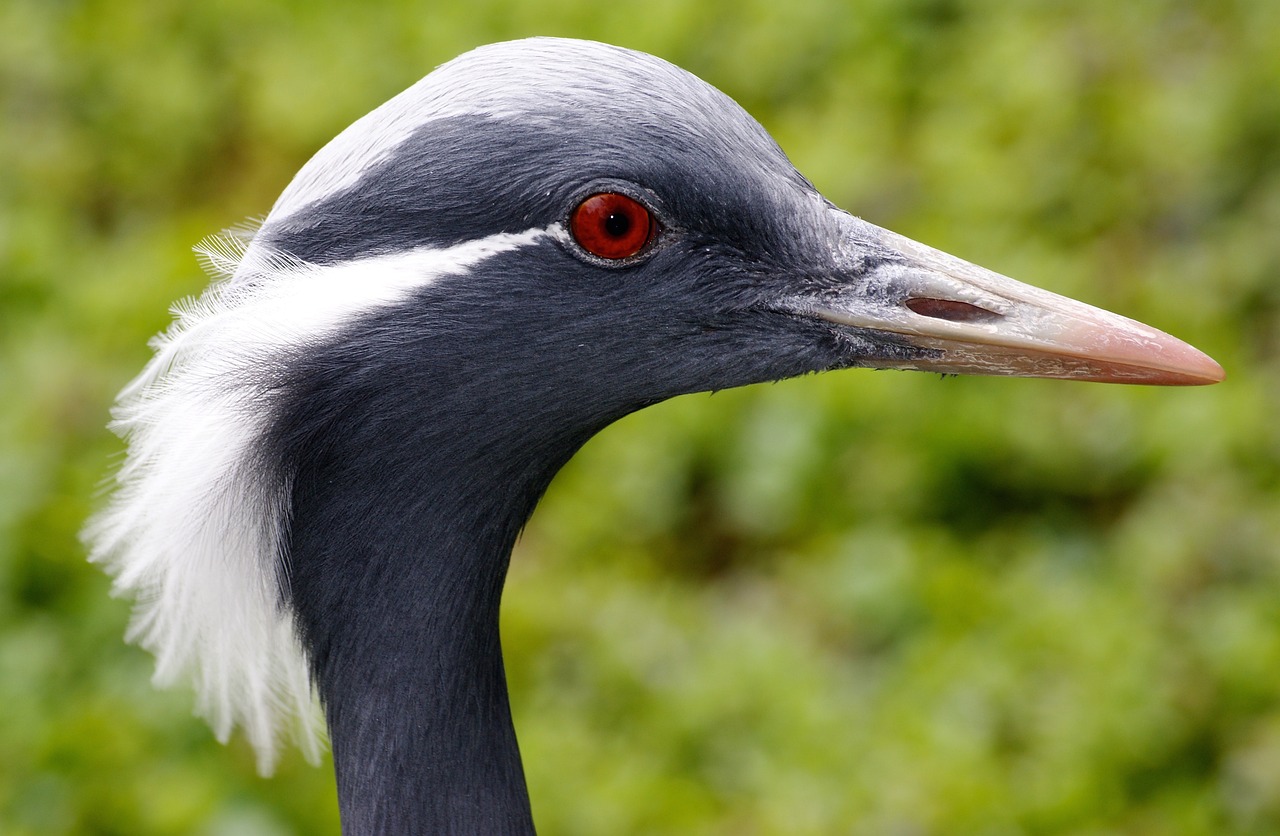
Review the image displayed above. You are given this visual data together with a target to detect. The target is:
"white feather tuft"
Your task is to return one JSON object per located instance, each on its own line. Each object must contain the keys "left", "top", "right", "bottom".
{"left": 85, "top": 224, "right": 554, "bottom": 773}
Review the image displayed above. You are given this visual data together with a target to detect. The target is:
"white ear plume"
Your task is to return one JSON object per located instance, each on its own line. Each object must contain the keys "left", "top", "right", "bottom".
{"left": 84, "top": 224, "right": 554, "bottom": 773}
{"left": 85, "top": 230, "right": 324, "bottom": 773}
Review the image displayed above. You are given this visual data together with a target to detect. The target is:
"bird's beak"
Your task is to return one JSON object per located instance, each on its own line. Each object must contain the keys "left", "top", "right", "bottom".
{"left": 807, "top": 216, "right": 1224, "bottom": 385}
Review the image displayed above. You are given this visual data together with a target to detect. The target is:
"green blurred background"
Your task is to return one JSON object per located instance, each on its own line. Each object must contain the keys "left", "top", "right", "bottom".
{"left": 3, "top": 0, "right": 1278, "bottom": 833}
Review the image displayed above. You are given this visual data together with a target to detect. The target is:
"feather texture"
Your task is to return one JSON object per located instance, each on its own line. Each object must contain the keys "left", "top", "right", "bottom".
{"left": 84, "top": 226, "right": 553, "bottom": 772}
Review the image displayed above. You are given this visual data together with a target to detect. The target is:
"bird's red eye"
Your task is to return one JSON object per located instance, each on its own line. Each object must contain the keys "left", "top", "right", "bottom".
{"left": 570, "top": 192, "right": 655, "bottom": 260}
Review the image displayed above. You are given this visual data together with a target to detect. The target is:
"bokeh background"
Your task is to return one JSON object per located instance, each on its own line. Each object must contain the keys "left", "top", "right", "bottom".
{"left": 3, "top": 0, "right": 1278, "bottom": 833}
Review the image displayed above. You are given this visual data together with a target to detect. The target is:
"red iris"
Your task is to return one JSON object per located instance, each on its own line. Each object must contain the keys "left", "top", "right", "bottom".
{"left": 570, "top": 193, "right": 654, "bottom": 260}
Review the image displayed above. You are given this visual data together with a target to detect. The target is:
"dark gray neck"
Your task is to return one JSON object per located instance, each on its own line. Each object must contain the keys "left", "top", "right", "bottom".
{"left": 285, "top": 430, "right": 587, "bottom": 834}
{"left": 298, "top": 489, "right": 530, "bottom": 833}
{"left": 269, "top": 322, "right": 608, "bottom": 833}
{"left": 321, "top": 547, "right": 526, "bottom": 832}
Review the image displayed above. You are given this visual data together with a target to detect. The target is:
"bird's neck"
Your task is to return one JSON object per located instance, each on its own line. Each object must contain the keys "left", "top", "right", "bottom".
{"left": 284, "top": 411, "right": 593, "bottom": 834}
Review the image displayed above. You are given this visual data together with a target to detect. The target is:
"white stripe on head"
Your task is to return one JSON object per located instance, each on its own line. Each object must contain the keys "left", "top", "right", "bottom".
{"left": 84, "top": 224, "right": 554, "bottom": 773}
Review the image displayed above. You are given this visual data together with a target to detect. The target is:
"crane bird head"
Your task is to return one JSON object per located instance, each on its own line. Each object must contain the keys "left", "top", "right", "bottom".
{"left": 85, "top": 36, "right": 1222, "bottom": 828}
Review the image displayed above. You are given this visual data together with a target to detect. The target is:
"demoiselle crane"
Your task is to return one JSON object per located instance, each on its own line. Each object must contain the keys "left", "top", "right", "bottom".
{"left": 87, "top": 38, "right": 1223, "bottom": 833}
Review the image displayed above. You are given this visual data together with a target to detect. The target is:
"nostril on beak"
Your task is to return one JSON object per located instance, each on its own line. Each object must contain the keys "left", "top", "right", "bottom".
{"left": 905, "top": 297, "right": 1004, "bottom": 324}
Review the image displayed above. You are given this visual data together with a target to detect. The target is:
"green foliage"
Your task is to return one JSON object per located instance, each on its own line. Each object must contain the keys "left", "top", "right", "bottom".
{"left": 2, "top": 0, "right": 1277, "bottom": 832}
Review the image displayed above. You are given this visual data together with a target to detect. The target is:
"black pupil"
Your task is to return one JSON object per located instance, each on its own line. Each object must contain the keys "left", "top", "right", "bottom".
{"left": 604, "top": 211, "right": 632, "bottom": 238}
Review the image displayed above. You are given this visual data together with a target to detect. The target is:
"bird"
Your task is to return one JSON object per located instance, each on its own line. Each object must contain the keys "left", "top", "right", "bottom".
{"left": 85, "top": 37, "right": 1223, "bottom": 834}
